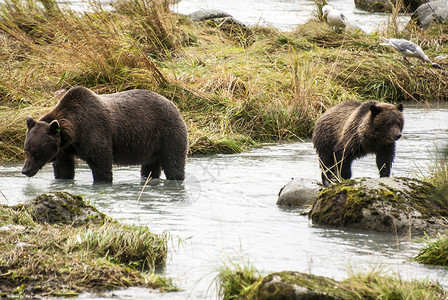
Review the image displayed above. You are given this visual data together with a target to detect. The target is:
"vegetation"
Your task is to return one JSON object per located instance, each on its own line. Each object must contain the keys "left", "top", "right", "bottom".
{"left": 414, "top": 232, "right": 448, "bottom": 266}
{"left": 215, "top": 261, "right": 261, "bottom": 300}
{"left": 216, "top": 263, "right": 446, "bottom": 299}
{"left": 0, "top": 0, "right": 447, "bottom": 161}
{"left": 0, "top": 194, "right": 173, "bottom": 297}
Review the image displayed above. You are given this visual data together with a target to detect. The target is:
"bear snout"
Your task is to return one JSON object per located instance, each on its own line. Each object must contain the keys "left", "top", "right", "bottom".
{"left": 22, "top": 163, "right": 38, "bottom": 177}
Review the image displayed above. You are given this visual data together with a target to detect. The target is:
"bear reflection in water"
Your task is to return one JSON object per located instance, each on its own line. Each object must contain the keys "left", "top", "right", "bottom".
{"left": 312, "top": 101, "right": 404, "bottom": 187}
{"left": 22, "top": 86, "right": 188, "bottom": 183}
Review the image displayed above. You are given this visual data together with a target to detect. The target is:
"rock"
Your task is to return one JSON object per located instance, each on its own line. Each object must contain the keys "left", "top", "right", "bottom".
{"left": 244, "top": 271, "right": 351, "bottom": 299}
{"left": 277, "top": 178, "right": 320, "bottom": 207}
{"left": 228, "top": 269, "right": 446, "bottom": 299}
{"left": 189, "top": 9, "right": 233, "bottom": 22}
{"left": 25, "top": 192, "right": 107, "bottom": 226}
{"left": 308, "top": 177, "right": 448, "bottom": 236}
{"left": 354, "top": 0, "right": 428, "bottom": 12}
{"left": 412, "top": 0, "right": 448, "bottom": 29}
{"left": 188, "top": 9, "right": 251, "bottom": 44}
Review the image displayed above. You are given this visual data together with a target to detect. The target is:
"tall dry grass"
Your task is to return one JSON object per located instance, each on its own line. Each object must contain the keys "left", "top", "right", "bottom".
{"left": 0, "top": 0, "right": 447, "bottom": 160}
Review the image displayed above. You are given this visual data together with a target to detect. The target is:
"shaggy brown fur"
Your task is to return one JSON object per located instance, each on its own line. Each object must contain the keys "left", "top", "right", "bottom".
{"left": 22, "top": 87, "right": 188, "bottom": 183}
{"left": 312, "top": 100, "right": 404, "bottom": 186}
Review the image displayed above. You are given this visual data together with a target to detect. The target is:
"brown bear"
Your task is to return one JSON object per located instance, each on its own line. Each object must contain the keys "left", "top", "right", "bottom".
{"left": 22, "top": 86, "right": 188, "bottom": 183}
{"left": 312, "top": 100, "right": 404, "bottom": 187}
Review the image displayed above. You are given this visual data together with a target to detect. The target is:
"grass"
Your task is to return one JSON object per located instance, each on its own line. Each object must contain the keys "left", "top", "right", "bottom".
{"left": 216, "top": 262, "right": 446, "bottom": 299}
{"left": 414, "top": 232, "right": 448, "bottom": 266}
{"left": 342, "top": 266, "right": 446, "bottom": 299}
{"left": 214, "top": 261, "right": 261, "bottom": 300}
{"left": 0, "top": 0, "right": 447, "bottom": 161}
{"left": 0, "top": 199, "right": 173, "bottom": 297}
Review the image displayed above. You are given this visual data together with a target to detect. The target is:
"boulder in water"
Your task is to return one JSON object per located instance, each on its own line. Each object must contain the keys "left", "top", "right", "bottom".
{"left": 308, "top": 177, "right": 448, "bottom": 236}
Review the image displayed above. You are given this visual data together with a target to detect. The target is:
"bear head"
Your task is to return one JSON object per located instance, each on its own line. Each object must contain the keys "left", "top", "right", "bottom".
{"left": 22, "top": 116, "right": 61, "bottom": 177}
{"left": 369, "top": 103, "right": 404, "bottom": 144}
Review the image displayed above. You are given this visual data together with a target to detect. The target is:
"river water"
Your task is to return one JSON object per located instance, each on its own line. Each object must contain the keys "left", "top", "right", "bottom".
{"left": 172, "top": 0, "right": 410, "bottom": 33}
{"left": 65, "top": 0, "right": 409, "bottom": 33}
{"left": 1, "top": 104, "right": 448, "bottom": 298}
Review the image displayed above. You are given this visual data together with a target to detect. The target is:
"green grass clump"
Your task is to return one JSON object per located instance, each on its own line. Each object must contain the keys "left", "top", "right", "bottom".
{"left": 214, "top": 261, "right": 261, "bottom": 300}
{"left": 414, "top": 233, "right": 448, "bottom": 266}
{"left": 343, "top": 267, "right": 446, "bottom": 299}
{"left": 66, "top": 223, "right": 167, "bottom": 271}
{"left": 0, "top": 199, "right": 173, "bottom": 297}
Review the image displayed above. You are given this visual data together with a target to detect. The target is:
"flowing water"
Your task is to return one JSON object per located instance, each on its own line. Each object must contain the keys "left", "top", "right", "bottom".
{"left": 64, "top": 0, "right": 410, "bottom": 33}
{"left": 172, "top": 0, "right": 410, "bottom": 33}
{"left": 1, "top": 104, "right": 448, "bottom": 299}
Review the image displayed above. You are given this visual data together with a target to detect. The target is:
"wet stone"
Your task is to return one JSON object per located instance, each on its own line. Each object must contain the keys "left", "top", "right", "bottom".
{"left": 277, "top": 178, "right": 320, "bottom": 207}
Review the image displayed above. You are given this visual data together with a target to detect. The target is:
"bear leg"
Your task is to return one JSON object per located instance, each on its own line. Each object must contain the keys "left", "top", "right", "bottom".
{"left": 52, "top": 149, "right": 76, "bottom": 179}
{"left": 86, "top": 158, "right": 113, "bottom": 183}
{"left": 376, "top": 144, "right": 395, "bottom": 177}
{"left": 340, "top": 157, "right": 353, "bottom": 180}
{"left": 161, "top": 157, "right": 185, "bottom": 181}
{"left": 141, "top": 162, "right": 162, "bottom": 179}
{"left": 319, "top": 153, "right": 341, "bottom": 186}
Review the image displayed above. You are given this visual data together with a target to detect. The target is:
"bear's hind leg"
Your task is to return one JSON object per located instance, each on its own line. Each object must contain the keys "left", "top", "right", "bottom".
{"left": 141, "top": 162, "right": 161, "bottom": 179}
{"left": 319, "top": 154, "right": 340, "bottom": 186}
{"left": 86, "top": 158, "right": 113, "bottom": 183}
{"left": 340, "top": 158, "right": 353, "bottom": 180}
{"left": 161, "top": 157, "right": 185, "bottom": 181}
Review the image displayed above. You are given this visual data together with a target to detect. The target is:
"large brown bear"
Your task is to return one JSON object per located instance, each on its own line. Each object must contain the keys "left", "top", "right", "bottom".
{"left": 22, "top": 86, "right": 188, "bottom": 183}
{"left": 312, "top": 100, "right": 404, "bottom": 187}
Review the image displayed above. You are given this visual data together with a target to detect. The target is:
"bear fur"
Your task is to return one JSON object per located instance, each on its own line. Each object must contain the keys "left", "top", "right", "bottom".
{"left": 22, "top": 86, "right": 188, "bottom": 183}
{"left": 312, "top": 101, "right": 404, "bottom": 187}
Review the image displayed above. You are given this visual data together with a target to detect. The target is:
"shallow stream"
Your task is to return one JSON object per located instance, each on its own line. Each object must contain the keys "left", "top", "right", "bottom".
{"left": 173, "top": 0, "right": 410, "bottom": 33}
{"left": 1, "top": 105, "right": 448, "bottom": 298}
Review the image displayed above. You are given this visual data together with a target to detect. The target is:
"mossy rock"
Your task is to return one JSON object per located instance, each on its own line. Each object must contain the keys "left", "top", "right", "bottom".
{"left": 242, "top": 271, "right": 351, "bottom": 299}
{"left": 308, "top": 177, "right": 448, "bottom": 236}
{"left": 23, "top": 192, "right": 108, "bottom": 226}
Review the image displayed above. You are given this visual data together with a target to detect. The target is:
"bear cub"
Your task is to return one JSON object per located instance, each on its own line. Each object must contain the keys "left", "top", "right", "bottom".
{"left": 22, "top": 86, "right": 188, "bottom": 183}
{"left": 312, "top": 100, "right": 404, "bottom": 187}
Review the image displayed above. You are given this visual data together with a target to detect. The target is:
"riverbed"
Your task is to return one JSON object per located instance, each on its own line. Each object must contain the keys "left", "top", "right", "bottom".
{"left": 1, "top": 104, "right": 448, "bottom": 298}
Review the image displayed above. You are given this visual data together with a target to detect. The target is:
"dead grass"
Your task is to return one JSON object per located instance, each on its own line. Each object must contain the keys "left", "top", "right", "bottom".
{"left": 0, "top": 0, "right": 447, "bottom": 161}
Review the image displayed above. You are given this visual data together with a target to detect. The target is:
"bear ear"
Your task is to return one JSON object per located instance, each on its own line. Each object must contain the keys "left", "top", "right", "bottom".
{"left": 26, "top": 116, "right": 36, "bottom": 130}
{"left": 370, "top": 104, "right": 382, "bottom": 116}
{"left": 396, "top": 103, "right": 403, "bottom": 112}
{"left": 49, "top": 119, "right": 61, "bottom": 135}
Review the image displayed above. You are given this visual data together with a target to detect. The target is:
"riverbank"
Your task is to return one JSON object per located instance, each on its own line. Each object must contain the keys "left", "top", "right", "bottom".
{"left": 0, "top": 0, "right": 447, "bottom": 161}
{"left": 0, "top": 192, "right": 174, "bottom": 297}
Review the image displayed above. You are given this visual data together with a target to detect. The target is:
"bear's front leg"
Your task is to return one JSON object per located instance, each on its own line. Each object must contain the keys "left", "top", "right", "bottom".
{"left": 376, "top": 144, "right": 395, "bottom": 177}
{"left": 52, "top": 149, "right": 75, "bottom": 179}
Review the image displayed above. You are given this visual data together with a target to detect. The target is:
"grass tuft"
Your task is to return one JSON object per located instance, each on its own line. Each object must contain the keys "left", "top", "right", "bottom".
{"left": 414, "top": 232, "right": 448, "bottom": 266}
